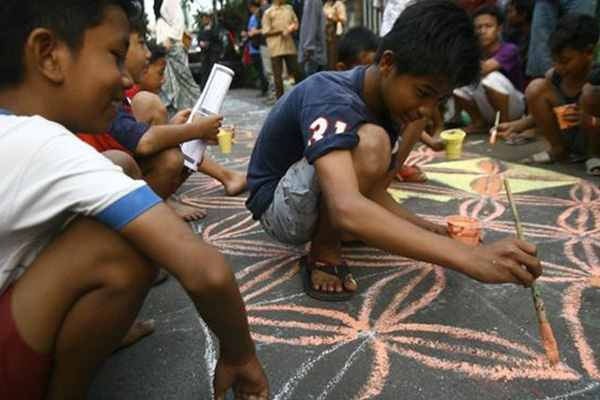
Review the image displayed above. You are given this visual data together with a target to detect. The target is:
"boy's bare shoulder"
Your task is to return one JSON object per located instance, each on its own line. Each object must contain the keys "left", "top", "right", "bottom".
{"left": 131, "top": 91, "right": 162, "bottom": 108}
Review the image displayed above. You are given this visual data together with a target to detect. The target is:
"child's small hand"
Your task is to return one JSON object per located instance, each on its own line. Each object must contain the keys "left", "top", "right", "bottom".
{"left": 170, "top": 108, "right": 192, "bottom": 125}
{"left": 495, "top": 122, "right": 514, "bottom": 140}
{"left": 428, "top": 137, "right": 445, "bottom": 152}
{"left": 465, "top": 238, "right": 542, "bottom": 287}
{"left": 192, "top": 114, "right": 223, "bottom": 141}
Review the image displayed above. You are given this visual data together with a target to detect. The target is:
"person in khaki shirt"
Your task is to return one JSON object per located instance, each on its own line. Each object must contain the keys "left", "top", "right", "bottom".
{"left": 262, "top": 0, "right": 304, "bottom": 98}
{"left": 323, "top": 0, "right": 347, "bottom": 69}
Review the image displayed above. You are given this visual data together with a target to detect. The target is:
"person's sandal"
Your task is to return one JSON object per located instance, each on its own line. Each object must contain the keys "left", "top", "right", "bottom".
{"left": 300, "top": 256, "right": 356, "bottom": 301}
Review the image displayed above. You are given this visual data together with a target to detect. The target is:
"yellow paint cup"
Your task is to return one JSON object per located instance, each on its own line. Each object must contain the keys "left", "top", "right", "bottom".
{"left": 217, "top": 126, "right": 233, "bottom": 154}
{"left": 440, "top": 129, "right": 466, "bottom": 159}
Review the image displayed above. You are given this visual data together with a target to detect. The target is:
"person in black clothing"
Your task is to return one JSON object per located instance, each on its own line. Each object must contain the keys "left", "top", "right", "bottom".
{"left": 197, "top": 12, "right": 223, "bottom": 88}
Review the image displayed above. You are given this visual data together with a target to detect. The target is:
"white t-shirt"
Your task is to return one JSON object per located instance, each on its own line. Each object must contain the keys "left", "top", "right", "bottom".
{"left": 156, "top": 0, "right": 185, "bottom": 45}
{"left": 0, "top": 113, "right": 162, "bottom": 294}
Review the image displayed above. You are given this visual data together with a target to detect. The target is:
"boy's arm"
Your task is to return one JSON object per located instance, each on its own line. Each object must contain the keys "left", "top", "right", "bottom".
{"left": 135, "top": 114, "right": 222, "bottom": 157}
{"left": 120, "top": 203, "right": 269, "bottom": 397}
{"left": 481, "top": 58, "right": 501, "bottom": 75}
{"left": 313, "top": 150, "right": 542, "bottom": 286}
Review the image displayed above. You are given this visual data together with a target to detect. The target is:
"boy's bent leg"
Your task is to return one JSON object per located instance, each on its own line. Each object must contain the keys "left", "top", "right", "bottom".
{"left": 310, "top": 124, "right": 392, "bottom": 293}
{"left": 482, "top": 71, "right": 525, "bottom": 123}
{"left": 138, "top": 147, "right": 187, "bottom": 198}
{"left": 10, "top": 217, "right": 156, "bottom": 400}
{"left": 138, "top": 148, "right": 206, "bottom": 221}
{"left": 102, "top": 150, "right": 143, "bottom": 179}
{"left": 454, "top": 86, "right": 489, "bottom": 133}
{"left": 525, "top": 78, "right": 565, "bottom": 159}
{"left": 198, "top": 157, "right": 247, "bottom": 196}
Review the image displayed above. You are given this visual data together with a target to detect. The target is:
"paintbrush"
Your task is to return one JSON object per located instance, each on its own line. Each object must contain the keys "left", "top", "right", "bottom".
{"left": 503, "top": 178, "right": 559, "bottom": 366}
{"left": 489, "top": 111, "right": 500, "bottom": 145}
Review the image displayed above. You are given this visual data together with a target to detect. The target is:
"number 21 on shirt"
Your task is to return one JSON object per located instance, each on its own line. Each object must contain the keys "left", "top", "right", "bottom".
{"left": 307, "top": 117, "right": 348, "bottom": 146}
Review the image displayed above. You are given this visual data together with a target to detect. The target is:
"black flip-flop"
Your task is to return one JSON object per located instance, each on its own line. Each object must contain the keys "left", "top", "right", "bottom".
{"left": 300, "top": 256, "right": 356, "bottom": 301}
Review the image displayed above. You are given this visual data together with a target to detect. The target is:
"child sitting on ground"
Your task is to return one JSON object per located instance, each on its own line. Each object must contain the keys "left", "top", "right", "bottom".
{"left": 0, "top": 1, "right": 268, "bottom": 399}
{"left": 246, "top": 0, "right": 541, "bottom": 301}
{"left": 127, "top": 40, "right": 248, "bottom": 198}
{"left": 521, "top": 14, "right": 599, "bottom": 165}
{"left": 78, "top": 21, "right": 246, "bottom": 221}
{"left": 454, "top": 4, "right": 526, "bottom": 134}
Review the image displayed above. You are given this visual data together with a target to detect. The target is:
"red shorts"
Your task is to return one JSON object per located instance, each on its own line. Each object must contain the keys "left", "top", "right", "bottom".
{"left": 76, "top": 133, "right": 133, "bottom": 157}
{"left": 0, "top": 287, "right": 54, "bottom": 400}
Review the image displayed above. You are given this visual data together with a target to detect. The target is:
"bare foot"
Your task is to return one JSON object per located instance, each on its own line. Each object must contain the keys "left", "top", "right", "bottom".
{"left": 311, "top": 265, "right": 357, "bottom": 293}
{"left": 116, "top": 319, "right": 155, "bottom": 350}
{"left": 223, "top": 170, "right": 247, "bottom": 196}
{"left": 167, "top": 199, "right": 207, "bottom": 221}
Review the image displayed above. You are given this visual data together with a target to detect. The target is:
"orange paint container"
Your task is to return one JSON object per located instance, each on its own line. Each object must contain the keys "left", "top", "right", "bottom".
{"left": 446, "top": 215, "right": 482, "bottom": 246}
{"left": 553, "top": 104, "right": 576, "bottom": 130}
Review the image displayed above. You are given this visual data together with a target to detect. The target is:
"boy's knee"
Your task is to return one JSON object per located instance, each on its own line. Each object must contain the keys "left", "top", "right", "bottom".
{"left": 354, "top": 124, "right": 392, "bottom": 177}
{"left": 103, "top": 150, "right": 142, "bottom": 179}
{"left": 525, "top": 78, "right": 553, "bottom": 103}
{"left": 153, "top": 147, "right": 184, "bottom": 176}
{"left": 482, "top": 72, "right": 510, "bottom": 96}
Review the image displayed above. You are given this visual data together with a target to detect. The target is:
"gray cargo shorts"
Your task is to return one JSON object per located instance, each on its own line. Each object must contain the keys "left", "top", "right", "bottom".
{"left": 260, "top": 158, "right": 320, "bottom": 245}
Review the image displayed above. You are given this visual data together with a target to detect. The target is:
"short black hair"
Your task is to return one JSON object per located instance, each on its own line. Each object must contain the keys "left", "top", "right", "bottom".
{"left": 549, "top": 14, "right": 600, "bottom": 55}
{"left": 147, "top": 40, "right": 167, "bottom": 64}
{"left": 375, "top": 0, "right": 481, "bottom": 88}
{"left": 473, "top": 4, "right": 503, "bottom": 26}
{"left": 338, "top": 27, "right": 379, "bottom": 66}
{"left": 509, "top": 0, "right": 534, "bottom": 22}
{"left": 0, "top": 0, "right": 141, "bottom": 89}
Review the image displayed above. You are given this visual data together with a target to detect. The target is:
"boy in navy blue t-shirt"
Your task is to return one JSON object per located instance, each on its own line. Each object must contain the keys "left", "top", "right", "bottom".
{"left": 247, "top": 0, "right": 542, "bottom": 301}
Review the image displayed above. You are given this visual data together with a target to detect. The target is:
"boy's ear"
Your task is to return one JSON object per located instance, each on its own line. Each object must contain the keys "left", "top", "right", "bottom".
{"left": 25, "top": 28, "right": 68, "bottom": 84}
{"left": 378, "top": 50, "right": 396, "bottom": 77}
{"left": 335, "top": 62, "right": 347, "bottom": 71}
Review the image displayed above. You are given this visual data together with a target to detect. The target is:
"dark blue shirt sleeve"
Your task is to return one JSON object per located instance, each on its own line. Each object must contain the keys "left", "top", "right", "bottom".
{"left": 109, "top": 107, "right": 150, "bottom": 153}
{"left": 300, "top": 102, "right": 365, "bottom": 163}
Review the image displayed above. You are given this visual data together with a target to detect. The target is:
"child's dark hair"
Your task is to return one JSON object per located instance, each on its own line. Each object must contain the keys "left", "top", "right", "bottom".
{"left": 473, "top": 4, "right": 503, "bottom": 25}
{"left": 375, "top": 0, "right": 481, "bottom": 88}
{"left": 549, "top": 14, "right": 600, "bottom": 55}
{"left": 338, "top": 27, "right": 379, "bottom": 66}
{"left": 0, "top": 0, "right": 141, "bottom": 89}
{"left": 147, "top": 40, "right": 167, "bottom": 65}
{"left": 510, "top": 0, "right": 534, "bottom": 22}
{"left": 129, "top": 9, "right": 149, "bottom": 38}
